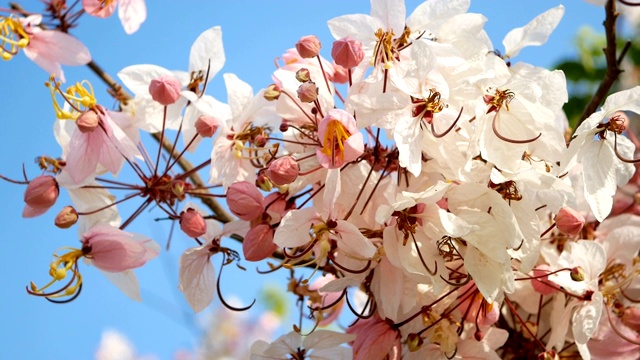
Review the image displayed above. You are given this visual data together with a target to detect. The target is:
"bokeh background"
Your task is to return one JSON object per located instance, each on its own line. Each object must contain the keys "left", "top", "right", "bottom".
{"left": 0, "top": 1, "right": 623, "bottom": 359}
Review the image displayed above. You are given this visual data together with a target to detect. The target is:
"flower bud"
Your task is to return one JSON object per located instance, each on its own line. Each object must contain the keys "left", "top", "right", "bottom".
{"left": 243, "top": 223, "right": 276, "bottom": 261}
{"left": 622, "top": 306, "right": 640, "bottom": 331}
{"left": 76, "top": 109, "right": 100, "bottom": 133}
{"left": 264, "top": 84, "right": 281, "bottom": 101}
{"left": 227, "top": 181, "right": 265, "bottom": 221}
{"left": 332, "top": 63, "right": 349, "bottom": 84}
{"left": 279, "top": 122, "right": 289, "bottom": 132}
{"left": 195, "top": 115, "right": 219, "bottom": 138}
{"left": 23, "top": 175, "right": 59, "bottom": 218}
{"left": 555, "top": 207, "right": 585, "bottom": 236}
{"left": 531, "top": 265, "right": 557, "bottom": 295}
{"left": 254, "top": 135, "right": 267, "bottom": 148}
{"left": 149, "top": 75, "right": 181, "bottom": 106}
{"left": 55, "top": 206, "right": 78, "bottom": 228}
{"left": 474, "top": 330, "right": 484, "bottom": 341}
{"left": 331, "top": 36, "right": 364, "bottom": 68}
{"left": 297, "top": 82, "right": 318, "bottom": 103}
{"left": 295, "top": 68, "right": 311, "bottom": 83}
{"left": 570, "top": 266, "right": 585, "bottom": 282}
{"left": 179, "top": 208, "right": 207, "bottom": 238}
{"left": 267, "top": 156, "right": 299, "bottom": 186}
{"left": 256, "top": 174, "right": 273, "bottom": 192}
{"left": 295, "top": 35, "right": 321, "bottom": 58}
{"left": 406, "top": 333, "right": 423, "bottom": 352}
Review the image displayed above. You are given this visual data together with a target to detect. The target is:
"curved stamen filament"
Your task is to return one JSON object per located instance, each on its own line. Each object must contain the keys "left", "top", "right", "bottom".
{"left": 492, "top": 112, "right": 542, "bottom": 144}
{"left": 614, "top": 132, "right": 640, "bottom": 163}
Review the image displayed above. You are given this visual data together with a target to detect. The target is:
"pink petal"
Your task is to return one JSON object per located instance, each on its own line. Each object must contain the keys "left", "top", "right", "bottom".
{"left": 65, "top": 129, "right": 100, "bottom": 184}
{"left": 82, "top": 0, "right": 117, "bottom": 18}
{"left": 84, "top": 225, "right": 154, "bottom": 273}
{"left": 179, "top": 244, "right": 215, "bottom": 312}
{"left": 26, "top": 30, "right": 91, "bottom": 66}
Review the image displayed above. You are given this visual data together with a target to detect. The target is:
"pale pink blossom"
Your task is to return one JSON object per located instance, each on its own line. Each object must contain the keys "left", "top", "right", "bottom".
{"left": 82, "top": 224, "right": 159, "bottom": 273}
{"left": 316, "top": 109, "right": 364, "bottom": 169}
{"left": 82, "top": 0, "right": 147, "bottom": 34}
{"left": 347, "top": 313, "right": 401, "bottom": 360}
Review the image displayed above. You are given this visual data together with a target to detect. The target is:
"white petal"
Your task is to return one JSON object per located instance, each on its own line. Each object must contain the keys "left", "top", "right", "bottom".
{"left": 189, "top": 26, "right": 225, "bottom": 80}
{"left": 118, "top": 64, "right": 173, "bottom": 96}
{"left": 503, "top": 5, "right": 564, "bottom": 58}
{"left": 100, "top": 269, "right": 141, "bottom": 301}
{"left": 118, "top": 0, "right": 146, "bottom": 34}
{"left": 179, "top": 244, "right": 215, "bottom": 313}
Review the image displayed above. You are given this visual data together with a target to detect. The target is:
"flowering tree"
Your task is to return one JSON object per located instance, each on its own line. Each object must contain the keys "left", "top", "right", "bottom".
{"left": 2, "top": 0, "right": 640, "bottom": 359}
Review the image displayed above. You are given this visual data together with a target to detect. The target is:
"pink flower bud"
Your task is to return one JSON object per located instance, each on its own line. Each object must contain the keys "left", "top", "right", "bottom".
{"left": 622, "top": 306, "right": 640, "bottom": 331}
{"left": 297, "top": 82, "right": 318, "bottom": 103}
{"left": 76, "top": 109, "right": 100, "bottom": 133}
{"left": 267, "top": 156, "right": 300, "bottom": 186}
{"left": 256, "top": 174, "right": 273, "bottom": 192}
{"left": 531, "top": 265, "right": 557, "bottom": 295}
{"left": 195, "top": 115, "right": 219, "bottom": 138}
{"left": 227, "top": 181, "right": 265, "bottom": 221}
{"left": 264, "top": 84, "right": 281, "bottom": 101}
{"left": 331, "top": 36, "right": 364, "bottom": 68}
{"left": 55, "top": 206, "right": 78, "bottom": 228}
{"left": 180, "top": 208, "right": 207, "bottom": 238}
{"left": 23, "top": 175, "right": 59, "bottom": 218}
{"left": 555, "top": 207, "right": 585, "bottom": 236}
{"left": 149, "top": 75, "right": 182, "bottom": 106}
{"left": 295, "top": 35, "right": 321, "bottom": 59}
{"left": 332, "top": 63, "right": 349, "bottom": 84}
{"left": 295, "top": 68, "right": 311, "bottom": 83}
{"left": 243, "top": 223, "right": 276, "bottom": 261}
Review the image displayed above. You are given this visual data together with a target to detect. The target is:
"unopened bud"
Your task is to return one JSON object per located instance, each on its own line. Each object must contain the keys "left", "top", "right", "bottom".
{"left": 297, "top": 82, "right": 318, "bottom": 103}
{"left": 54, "top": 206, "right": 78, "bottom": 228}
{"left": 149, "top": 75, "right": 182, "bottom": 106}
{"left": 332, "top": 63, "right": 349, "bottom": 84}
{"left": 256, "top": 174, "right": 273, "bottom": 192}
{"left": 195, "top": 115, "right": 219, "bottom": 138}
{"left": 267, "top": 156, "right": 299, "bottom": 186}
{"left": 331, "top": 36, "right": 364, "bottom": 68}
{"left": 279, "top": 122, "right": 289, "bottom": 132}
{"left": 295, "top": 68, "right": 311, "bottom": 83}
{"left": 254, "top": 135, "right": 267, "bottom": 147}
{"left": 243, "top": 223, "right": 277, "bottom": 261}
{"left": 227, "top": 181, "right": 265, "bottom": 221}
{"left": 406, "top": 333, "right": 423, "bottom": 352}
{"left": 180, "top": 208, "right": 207, "bottom": 238}
{"left": 295, "top": 35, "right": 321, "bottom": 58}
{"left": 264, "top": 84, "right": 281, "bottom": 101}
{"left": 23, "top": 175, "right": 59, "bottom": 218}
{"left": 76, "top": 109, "right": 100, "bottom": 133}
{"left": 570, "top": 266, "right": 585, "bottom": 282}
{"left": 555, "top": 207, "right": 585, "bottom": 236}
{"left": 171, "top": 180, "right": 187, "bottom": 201}
{"left": 474, "top": 329, "right": 484, "bottom": 341}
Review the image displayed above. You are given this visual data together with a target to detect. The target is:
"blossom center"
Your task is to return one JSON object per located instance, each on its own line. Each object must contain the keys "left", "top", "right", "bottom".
{"left": 371, "top": 26, "right": 411, "bottom": 69}
{"left": 320, "top": 119, "right": 350, "bottom": 166}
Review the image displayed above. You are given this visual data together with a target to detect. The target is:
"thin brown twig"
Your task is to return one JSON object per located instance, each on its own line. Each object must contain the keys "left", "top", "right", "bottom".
{"left": 577, "top": 0, "right": 632, "bottom": 128}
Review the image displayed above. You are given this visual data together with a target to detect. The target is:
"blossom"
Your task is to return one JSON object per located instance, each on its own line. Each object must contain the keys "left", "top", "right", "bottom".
{"left": 250, "top": 329, "right": 355, "bottom": 360}
{"left": 563, "top": 86, "right": 640, "bottom": 221}
{"left": 82, "top": 0, "right": 147, "bottom": 34}
{"left": 0, "top": 15, "right": 91, "bottom": 82}
{"left": 316, "top": 109, "right": 364, "bottom": 169}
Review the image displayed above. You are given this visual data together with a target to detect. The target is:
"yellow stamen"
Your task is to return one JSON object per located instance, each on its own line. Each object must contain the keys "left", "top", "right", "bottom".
{"left": 0, "top": 15, "right": 30, "bottom": 61}
{"left": 46, "top": 75, "right": 98, "bottom": 120}
{"left": 321, "top": 120, "right": 350, "bottom": 166}
{"left": 29, "top": 247, "right": 84, "bottom": 299}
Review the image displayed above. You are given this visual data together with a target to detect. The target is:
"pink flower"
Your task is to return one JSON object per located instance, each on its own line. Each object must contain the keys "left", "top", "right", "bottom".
{"left": 242, "top": 223, "right": 276, "bottom": 262}
{"left": 82, "top": 0, "right": 147, "bottom": 34}
{"left": 179, "top": 208, "right": 207, "bottom": 238}
{"left": 82, "top": 224, "right": 159, "bottom": 273}
{"left": 3, "top": 15, "right": 91, "bottom": 82}
{"left": 22, "top": 175, "right": 59, "bottom": 218}
{"left": 64, "top": 106, "right": 140, "bottom": 184}
{"left": 316, "top": 109, "right": 364, "bottom": 169}
{"left": 346, "top": 313, "right": 401, "bottom": 360}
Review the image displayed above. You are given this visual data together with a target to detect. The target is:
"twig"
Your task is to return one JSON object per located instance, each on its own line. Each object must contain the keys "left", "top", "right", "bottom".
{"left": 577, "top": 0, "right": 632, "bottom": 127}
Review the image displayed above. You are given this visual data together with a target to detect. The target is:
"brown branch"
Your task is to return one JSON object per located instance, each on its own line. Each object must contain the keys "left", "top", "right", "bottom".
{"left": 577, "top": 0, "right": 632, "bottom": 128}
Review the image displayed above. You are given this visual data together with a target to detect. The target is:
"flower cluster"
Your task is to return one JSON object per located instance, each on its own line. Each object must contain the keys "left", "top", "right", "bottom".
{"left": 3, "top": 0, "right": 640, "bottom": 359}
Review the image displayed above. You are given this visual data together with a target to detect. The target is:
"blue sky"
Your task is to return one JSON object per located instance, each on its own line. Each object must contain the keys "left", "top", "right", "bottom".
{"left": 0, "top": 1, "right": 609, "bottom": 359}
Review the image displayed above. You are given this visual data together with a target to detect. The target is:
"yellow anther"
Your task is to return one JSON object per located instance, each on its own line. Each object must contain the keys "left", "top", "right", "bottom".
{"left": 48, "top": 78, "right": 98, "bottom": 120}
{"left": 17, "top": 38, "right": 28, "bottom": 48}
{"left": 1, "top": 52, "right": 11, "bottom": 61}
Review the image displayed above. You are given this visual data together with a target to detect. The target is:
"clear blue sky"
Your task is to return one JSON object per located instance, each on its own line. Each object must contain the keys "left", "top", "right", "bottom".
{"left": 0, "top": 1, "right": 608, "bottom": 359}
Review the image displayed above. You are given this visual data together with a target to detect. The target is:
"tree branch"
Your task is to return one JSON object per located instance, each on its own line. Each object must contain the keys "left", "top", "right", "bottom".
{"left": 577, "top": 0, "right": 631, "bottom": 127}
